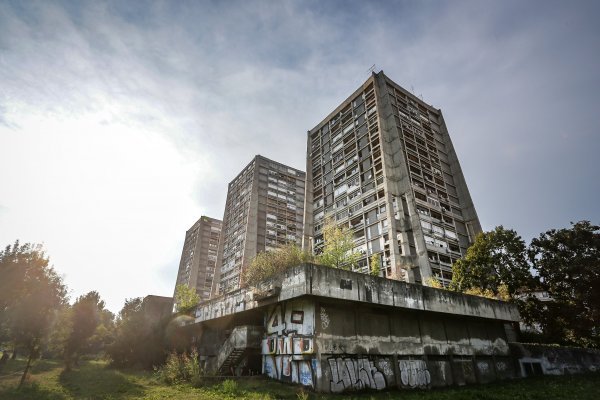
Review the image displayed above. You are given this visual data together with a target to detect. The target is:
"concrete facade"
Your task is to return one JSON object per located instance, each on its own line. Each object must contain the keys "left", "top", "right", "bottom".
{"left": 212, "top": 155, "right": 306, "bottom": 296}
{"left": 303, "top": 71, "right": 481, "bottom": 287}
{"left": 510, "top": 343, "right": 600, "bottom": 377}
{"left": 173, "top": 216, "right": 222, "bottom": 302}
{"left": 192, "top": 264, "right": 521, "bottom": 393}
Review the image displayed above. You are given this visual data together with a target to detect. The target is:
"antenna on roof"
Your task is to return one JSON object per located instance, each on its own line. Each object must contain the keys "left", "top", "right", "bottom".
{"left": 367, "top": 64, "right": 376, "bottom": 74}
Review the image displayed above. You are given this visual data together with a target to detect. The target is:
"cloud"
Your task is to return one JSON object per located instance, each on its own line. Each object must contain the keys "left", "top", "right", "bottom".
{"left": 1, "top": 0, "right": 599, "bottom": 311}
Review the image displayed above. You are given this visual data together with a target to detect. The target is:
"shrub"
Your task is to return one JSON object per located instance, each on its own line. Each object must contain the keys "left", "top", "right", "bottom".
{"left": 221, "top": 379, "right": 238, "bottom": 395}
{"left": 463, "top": 286, "right": 511, "bottom": 301}
{"left": 297, "top": 388, "right": 310, "bottom": 400}
{"left": 155, "top": 348, "right": 201, "bottom": 385}
{"left": 424, "top": 276, "right": 443, "bottom": 289}
{"left": 369, "top": 253, "right": 381, "bottom": 276}
{"left": 243, "top": 244, "right": 313, "bottom": 287}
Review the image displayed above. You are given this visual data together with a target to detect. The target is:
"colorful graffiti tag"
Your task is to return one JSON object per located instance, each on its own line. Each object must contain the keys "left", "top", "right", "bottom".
{"left": 262, "top": 300, "right": 317, "bottom": 387}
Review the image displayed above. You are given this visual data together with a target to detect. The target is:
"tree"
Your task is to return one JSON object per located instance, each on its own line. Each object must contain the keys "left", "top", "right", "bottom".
{"left": 370, "top": 253, "right": 381, "bottom": 277}
{"left": 107, "top": 297, "right": 174, "bottom": 368}
{"left": 86, "top": 308, "right": 115, "bottom": 356}
{"left": 107, "top": 298, "right": 146, "bottom": 367}
{"left": 0, "top": 241, "right": 67, "bottom": 387}
{"left": 174, "top": 285, "right": 200, "bottom": 314}
{"left": 450, "top": 226, "right": 532, "bottom": 298}
{"left": 317, "top": 219, "right": 360, "bottom": 270}
{"left": 528, "top": 221, "right": 600, "bottom": 347}
{"left": 63, "top": 291, "right": 105, "bottom": 370}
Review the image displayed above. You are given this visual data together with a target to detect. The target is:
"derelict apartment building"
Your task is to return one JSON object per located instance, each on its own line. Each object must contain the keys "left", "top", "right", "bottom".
{"left": 212, "top": 155, "right": 306, "bottom": 295}
{"left": 173, "top": 216, "right": 222, "bottom": 303}
{"left": 303, "top": 71, "right": 481, "bottom": 287}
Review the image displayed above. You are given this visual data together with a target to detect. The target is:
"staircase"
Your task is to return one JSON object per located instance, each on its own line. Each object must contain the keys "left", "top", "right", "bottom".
{"left": 216, "top": 325, "right": 263, "bottom": 375}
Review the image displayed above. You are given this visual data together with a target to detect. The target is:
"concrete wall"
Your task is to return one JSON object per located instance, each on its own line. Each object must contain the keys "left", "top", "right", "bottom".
{"left": 260, "top": 297, "right": 516, "bottom": 393}
{"left": 262, "top": 298, "right": 317, "bottom": 386}
{"left": 192, "top": 264, "right": 522, "bottom": 392}
{"left": 195, "top": 264, "right": 520, "bottom": 324}
{"left": 189, "top": 266, "right": 600, "bottom": 393}
{"left": 510, "top": 343, "right": 600, "bottom": 376}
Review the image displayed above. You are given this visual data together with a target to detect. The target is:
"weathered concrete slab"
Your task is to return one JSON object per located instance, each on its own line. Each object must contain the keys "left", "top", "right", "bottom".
{"left": 195, "top": 264, "right": 520, "bottom": 324}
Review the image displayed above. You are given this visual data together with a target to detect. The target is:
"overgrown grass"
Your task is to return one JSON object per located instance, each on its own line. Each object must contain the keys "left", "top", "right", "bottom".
{"left": 1, "top": 358, "right": 599, "bottom": 399}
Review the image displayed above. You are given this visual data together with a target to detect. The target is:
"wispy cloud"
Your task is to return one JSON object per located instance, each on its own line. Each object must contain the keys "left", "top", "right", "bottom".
{"left": 1, "top": 0, "right": 598, "bottom": 311}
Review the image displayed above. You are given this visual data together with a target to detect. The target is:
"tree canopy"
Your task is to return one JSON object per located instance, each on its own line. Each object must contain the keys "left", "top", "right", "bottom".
{"left": 174, "top": 284, "right": 200, "bottom": 314}
{"left": 317, "top": 219, "right": 360, "bottom": 270}
{"left": 0, "top": 241, "right": 68, "bottom": 386}
{"left": 450, "top": 222, "right": 600, "bottom": 348}
{"left": 450, "top": 226, "right": 532, "bottom": 298}
{"left": 528, "top": 221, "right": 600, "bottom": 347}
{"left": 107, "top": 297, "right": 177, "bottom": 368}
{"left": 63, "top": 291, "right": 106, "bottom": 370}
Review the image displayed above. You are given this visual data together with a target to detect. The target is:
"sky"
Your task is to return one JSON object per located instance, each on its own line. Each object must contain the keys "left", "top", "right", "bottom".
{"left": 1, "top": 0, "right": 599, "bottom": 313}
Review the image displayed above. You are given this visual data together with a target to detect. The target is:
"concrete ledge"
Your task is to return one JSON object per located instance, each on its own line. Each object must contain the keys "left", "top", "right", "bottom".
{"left": 195, "top": 263, "right": 519, "bottom": 323}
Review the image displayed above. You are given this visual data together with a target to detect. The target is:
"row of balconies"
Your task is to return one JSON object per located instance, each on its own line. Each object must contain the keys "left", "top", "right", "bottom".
{"left": 314, "top": 134, "right": 378, "bottom": 179}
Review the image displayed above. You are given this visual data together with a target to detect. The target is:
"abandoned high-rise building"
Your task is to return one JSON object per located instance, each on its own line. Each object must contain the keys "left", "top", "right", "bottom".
{"left": 302, "top": 71, "right": 481, "bottom": 286}
{"left": 173, "top": 216, "right": 222, "bottom": 303}
{"left": 212, "top": 155, "right": 306, "bottom": 295}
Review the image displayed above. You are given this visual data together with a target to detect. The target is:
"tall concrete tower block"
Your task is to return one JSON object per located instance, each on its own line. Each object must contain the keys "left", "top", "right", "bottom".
{"left": 212, "top": 155, "right": 306, "bottom": 295}
{"left": 303, "top": 71, "right": 481, "bottom": 286}
{"left": 174, "top": 216, "right": 222, "bottom": 303}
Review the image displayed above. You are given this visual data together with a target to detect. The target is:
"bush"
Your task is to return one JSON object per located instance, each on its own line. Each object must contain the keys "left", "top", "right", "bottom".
{"left": 297, "top": 388, "right": 310, "bottom": 400}
{"left": 220, "top": 379, "right": 238, "bottom": 395}
{"left": 424, "top": 276, "right": 443, "bottom": 289}
{"left": 155, "top": 349, "right": 201, "bottom": 385}
{"left": 243, "top": 244, "right": 312, "bottom": 287}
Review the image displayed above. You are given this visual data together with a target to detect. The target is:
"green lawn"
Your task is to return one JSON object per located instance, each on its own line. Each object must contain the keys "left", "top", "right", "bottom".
{"left": 1, "top": 358, "right": 599, "bottom": 400}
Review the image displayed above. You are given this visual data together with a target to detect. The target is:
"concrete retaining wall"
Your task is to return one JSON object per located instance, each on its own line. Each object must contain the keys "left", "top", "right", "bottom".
{"left": 261, "top": 297, "right": 517, "bottom": 392}
{"left": 510, "top": 343, "right": 600, "bottom": 376}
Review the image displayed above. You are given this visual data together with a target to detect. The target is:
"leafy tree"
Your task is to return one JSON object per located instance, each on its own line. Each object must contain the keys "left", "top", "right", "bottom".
{"left": 528, "top": 221, "right": 600, "bottom": 347}
{"left": 317, "top": 219, "right": 360, "bottom": 270}
{"left": 43, "top": 304, "right": 71, "bottom": 358}
{"left": 370, "top": 253, "right": 381, "bottom": 277}
{"left": 450, "top": 226, "right": 532, "bottom": 298}
{"left": 243, "top": 243, "right": 313, "bottom": 288}
{"left": 107, "top": 297, "right": 174, "bottom": 368}
{"left": 107, "top": 298, "right": 146, "bottom": 367}
{"left": 0, "top": 241, "right": 67, "bottom": 387}
{"left": 63, "top": 291, "right": 105, "bottom": 370}
{"left": 86, "top": 308, "right": 115, "bottom": 356}
{"left": 174, "top": 285, "right": 200, "bottom": 314}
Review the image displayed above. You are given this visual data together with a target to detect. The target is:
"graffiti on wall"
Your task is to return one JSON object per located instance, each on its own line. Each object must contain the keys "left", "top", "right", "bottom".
{"left": 496, "top": 361, "right": 507, "bottom": 372}
{"left": 196, "top": 290, "right": 251, "bottom": 320}
{"left": 327, "top": 357, "right": 387, "bottom": 393}
{"left": 262, "top": 301, "right": 318, "bottom": 387}
{"left": 398, "top": 360, "right": 431, "bottom": 388}
{"left": 320, "top": 307, "right": 330, "bottom": 330}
